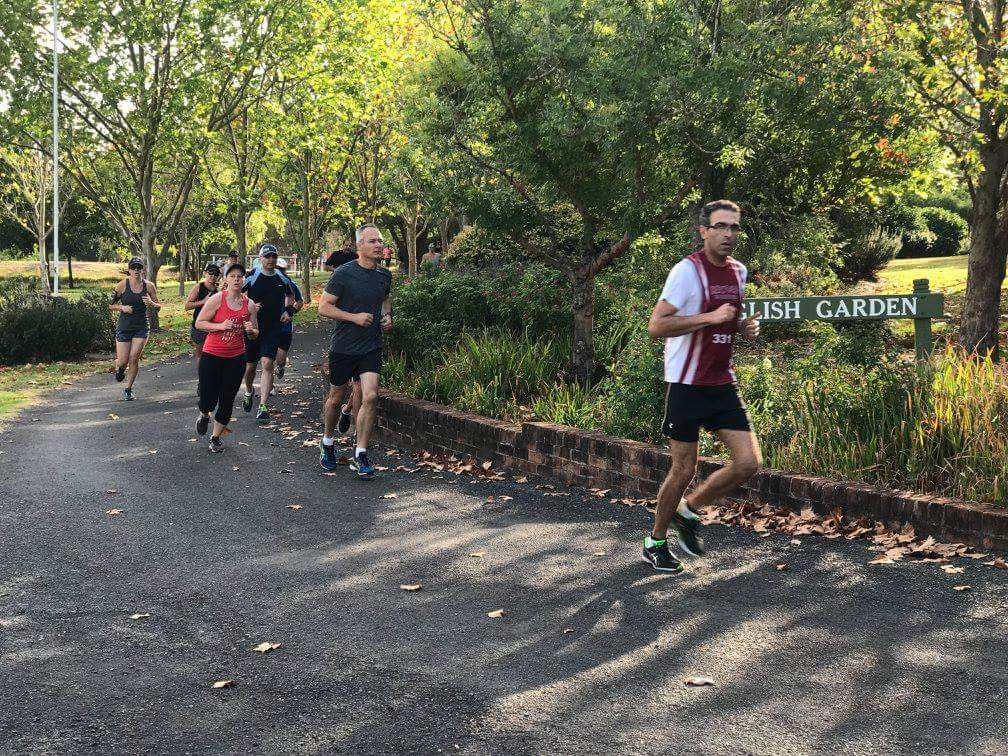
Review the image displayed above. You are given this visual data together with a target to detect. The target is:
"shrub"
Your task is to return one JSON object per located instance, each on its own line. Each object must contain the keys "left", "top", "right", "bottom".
{"left": 836, "top": 226, "right": 902, "bottom": 284}
{"left": 531, "top": 381, "right": 601, "bottom": 430}
{"left": 738, "top": 213, "right": 842, "bottom": 296}
{"left": 0, "top": 284, "right": 114, "bottom": 364}
{"left": 445, "top": 224, "right": 525, "bottom": 269}
{"left": 919, "top": 206, "right": 969, "bottom": 257}
{"left": 883, "top": 205, "right": 936, "bottom": 258}
{"left": 597, "top": 322, "right": 666, "bottom": 443}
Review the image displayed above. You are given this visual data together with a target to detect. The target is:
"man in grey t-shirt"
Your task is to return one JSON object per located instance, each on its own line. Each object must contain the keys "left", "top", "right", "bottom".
{"left": 317, "top": 223, "right": 393, "bottom": 477}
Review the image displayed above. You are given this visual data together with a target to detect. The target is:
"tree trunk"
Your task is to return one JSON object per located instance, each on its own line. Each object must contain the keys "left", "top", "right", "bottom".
{"left": 36, "top": 229, "right": 51, "bottom": 294}
{"left": 300, "top": 149, "right": 312, "bottom": 297}
{"left": 569, "top": 268, "right": 596, "bottom": 384}
{"left": 66, "top": 251, "right": 74, "bottom": 289}
{"left": 234, "top": 211, "right": 248, "bottom": 261}
{"left": 141, "top": 221, "right": 161, "bottom": 330}
{"left": 178, "top": 219, "right": 189, "bottom": 299}
{"left": 407, "top": 205, "right": 419, "bottom": 276}
{"left": 959, "top": 144, "right": 1008, "bottom": 359}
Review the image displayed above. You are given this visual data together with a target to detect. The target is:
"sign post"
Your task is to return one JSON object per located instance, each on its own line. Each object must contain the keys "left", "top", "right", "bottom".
{"left": 739, "top": 279, "right": 944, "bottom": 361}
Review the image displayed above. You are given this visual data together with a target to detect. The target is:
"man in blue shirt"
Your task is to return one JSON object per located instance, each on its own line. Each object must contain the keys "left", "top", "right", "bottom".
{"left": 241, "top": 243, "right": 295, "bottom": 421}
{"left": 274, "top": 257, "right": 304, "bottom": 383}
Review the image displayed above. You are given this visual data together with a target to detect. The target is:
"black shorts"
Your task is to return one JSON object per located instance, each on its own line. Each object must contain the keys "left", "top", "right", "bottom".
{"left": 328, "top": 348, "right": 381, "bottom": 386}
{"left": 245, "top": 330, "right": 281, "bottom": 363}
{"left": 277, "top": 330, "right": 293, "bottom": 353}
{"left": 190, "top": 326, "right": 207, "bottom": 345}
{"left": 661, "top": 382, "right": 752, "bottom": 442}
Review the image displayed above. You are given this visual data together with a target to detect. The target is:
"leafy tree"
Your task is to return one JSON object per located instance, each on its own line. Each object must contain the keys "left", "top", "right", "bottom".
{"left": 875, "top": 0, "right": 1008, "bottom": 356}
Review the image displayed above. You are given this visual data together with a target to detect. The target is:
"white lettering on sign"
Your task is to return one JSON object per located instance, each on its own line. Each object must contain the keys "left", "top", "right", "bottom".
{"left": 902, "top": 297, "right": 917, "bottom": 316}
{"left": 869, "top": 298, "right": 885, "bottom": 317}
{"left": 784, "top": 300, "right": 799, "bottom": 318}
{"left": 834, "top": 300, "right": 850, "bottom": 318}
{"left": 886, "top": 297, "right": 900, "bottom": 316}
{"left": 852, "top": 299, "right": 867, "bottom": 317}
{"left": 816, "top": 300, "right": 832, "bottom": 318}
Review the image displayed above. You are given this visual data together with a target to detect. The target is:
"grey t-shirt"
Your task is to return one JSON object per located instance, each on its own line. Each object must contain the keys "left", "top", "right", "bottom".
{"left": 324, "top": 261, "right": 392, "bottom": 355}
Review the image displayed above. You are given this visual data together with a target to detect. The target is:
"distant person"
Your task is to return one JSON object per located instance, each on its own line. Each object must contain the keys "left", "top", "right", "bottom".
{"left": 109, "top": 258, "right": 162, "bottom": 401}
{"left": 194, "top": 261, "right": 259, "bottom": 453}
{"left": 324, "top": 238, "right": 356, "bottom": 272}
{"left": 274, "top": 257, "right": 305, "bottom": 382}
{"left": 643, "top": 200, "right": 762, "bottom": 573}
{"left": 241, "top": 244, "right": 296, "bottom": 421}
{"left": 184, "top": 263, "right": 221, "bottom": 367}
{"left": 420, "top": 247, "right": 444, "bottom": 271}
{"left": 318, "top": 224, "right": 393, "bottom": 478}
{"left": 226, "top": 250, "right": 240, "bottom": 269}
{"left": 382, "top": 245, "right": 393, "bottom": 268}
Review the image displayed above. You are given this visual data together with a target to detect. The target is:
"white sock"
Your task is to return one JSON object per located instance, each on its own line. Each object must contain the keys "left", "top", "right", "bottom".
{"left": 322, "top": 435, "right": 334, "bottom": 447}
{"left": 677, "top": 497, "right": 699, "bottom": 520}
{"left": 355, "top": 446, "right": 366, "bottom": 457}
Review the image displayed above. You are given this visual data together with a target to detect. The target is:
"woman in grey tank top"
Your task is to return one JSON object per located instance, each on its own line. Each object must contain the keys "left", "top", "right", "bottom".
{"left": 109, "top": 258, "right": 162, "bottom": 401}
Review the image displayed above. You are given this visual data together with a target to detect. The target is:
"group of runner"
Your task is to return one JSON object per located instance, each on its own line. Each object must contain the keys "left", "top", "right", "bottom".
{"left": 109, "top": 202, "right": 763, "bottom": 570}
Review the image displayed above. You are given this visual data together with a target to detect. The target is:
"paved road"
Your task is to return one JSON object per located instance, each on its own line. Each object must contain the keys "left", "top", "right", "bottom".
{"left": 2, "top": 325, "right": 1007, "bottom": 755}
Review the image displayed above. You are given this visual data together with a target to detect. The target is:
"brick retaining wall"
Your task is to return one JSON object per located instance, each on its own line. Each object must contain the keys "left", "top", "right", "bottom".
{"left": 377, "top": 390, "right": 1008, "bottom": 551}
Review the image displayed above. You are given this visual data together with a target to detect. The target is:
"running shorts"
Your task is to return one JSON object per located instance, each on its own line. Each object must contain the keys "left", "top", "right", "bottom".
{"left": 115, "top": 327, "right": 149, "bottom": 342}
{"left": 245, "top": 329, "right": 281, "bottom": 363}
{"left": 328, "top": 348, "right": 382, "bottom": 386}
{"left": 661, "top": 382, "right": 752, "bottom": 442}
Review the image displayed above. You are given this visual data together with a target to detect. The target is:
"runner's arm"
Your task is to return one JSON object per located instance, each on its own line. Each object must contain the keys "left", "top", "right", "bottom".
{"left": 184, "top": 285, "right": 203, "bottom": 311}
{"left": 195, "top": 293, "right": 228, "bottom": 332}
{"left": 318, "top": 291, "right": 369, "bottom": 325}
{"left": 647, "top": 300, "right": 717, "bottom": 339}
{"left": 143, "top": 281, "right": 162, "bottom": 310}
{"left": 381, "top": 294, "right": 392, "bottom": 332}
{"left": 109, "top": 282, "right": 127, "bottom": 313}
{"left": 245, "top": 301, "right": 259, "bottom": 338}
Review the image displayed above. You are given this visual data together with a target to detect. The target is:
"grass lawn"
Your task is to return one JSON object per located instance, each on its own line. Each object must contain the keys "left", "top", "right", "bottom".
{"left": 878, "top": 254, "right": 983, "bottom": 294}
{"left": 0, "top": 268, "right": 331, "bottom": 423}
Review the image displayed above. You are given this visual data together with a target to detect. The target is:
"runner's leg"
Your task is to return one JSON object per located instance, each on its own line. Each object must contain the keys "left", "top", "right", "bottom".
{"left": 259, "top": 356, "right": 275, "bottom": 403}
{"left": 652, "top": 441, "right": 699, "bottom": 540}
{"left": 114, "top": 339, "right": 130, "bottom": 377}
{"left": 125, "top": 337, "right": 147, "bottom": 390}
{"left": 354, "top": 372, "right": 380, "bottom": 450}
{"left": 243, "top": 361, "right": 256, "bottom": 396}
{"left": 212, "top": 355, "right": 246, "bottom": 437}
{"left": 684, "top": 429, "right": 762, "bottom": 512}
{"left": 323, "top": 382, "right": 349, "bottom": 439}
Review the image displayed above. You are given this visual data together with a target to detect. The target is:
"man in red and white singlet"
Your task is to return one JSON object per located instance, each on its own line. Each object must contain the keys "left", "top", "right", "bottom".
{"left": 643, "top": 200, "right": 763, "bottom": 573}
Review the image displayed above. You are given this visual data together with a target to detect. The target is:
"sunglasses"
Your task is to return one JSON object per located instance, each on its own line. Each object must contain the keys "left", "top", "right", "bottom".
{"left": 261, "top": 252, "right": 278, "bottom": 258}
{"left": 128, "top": 264, "right": 144, "bottom": 270}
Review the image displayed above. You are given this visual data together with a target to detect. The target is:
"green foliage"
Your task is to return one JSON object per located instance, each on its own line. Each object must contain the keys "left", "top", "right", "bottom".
{"left": 738, "top": 214, "right": 842, "bottom": 296}
{"left": 918, "top": 207, "right": 969, "bottom": 257}
{"left": 836, "top": 226, "right": 902, "bottom": 284}
{"left": 0, "top": 283, "right": 113, "bottom": 364}
{"left": 596, "top": 322, "right": 665, "bottom": 443}
{"left": 445, "top": 224, "right": 525, "bottom": 269}
{"left": 883, "top": 205, "right": 936, "bottom": 258}
{"left": 387, "top": 263, "right": 570, "bottom": 362}
{"left": 530, "top": 381, "right": 600, "bottom": 430}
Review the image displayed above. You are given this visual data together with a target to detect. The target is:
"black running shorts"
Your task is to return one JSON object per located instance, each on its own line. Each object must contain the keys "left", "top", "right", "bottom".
{"left": 328, "top": 348, "right": 381, "bottom": 386}
{"left": 661, "top": 382, "right": 752, "bottom": 442}
{"left": 245, "top": 329, "right": 281, "bottom": 363}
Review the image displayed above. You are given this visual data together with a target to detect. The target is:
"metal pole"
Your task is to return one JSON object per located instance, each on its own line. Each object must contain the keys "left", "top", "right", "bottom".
{"left": 51, "top": 0, "right": 60, "bottom": 296}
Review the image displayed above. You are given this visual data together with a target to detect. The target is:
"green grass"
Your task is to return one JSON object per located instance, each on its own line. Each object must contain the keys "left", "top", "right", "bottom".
{"left": 879, "top": 255, "right": 977, "bottom": 294}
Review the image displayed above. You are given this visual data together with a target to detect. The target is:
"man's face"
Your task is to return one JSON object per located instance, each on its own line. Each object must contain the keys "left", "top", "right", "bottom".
{"left": 699, "top": 209, "right": 742, "bottom": 258}
{"left": 260, "top": 252, "right": 277, "bottom": 271}
{"left": 357, "top": 227, "right": 385, "bottom": 261}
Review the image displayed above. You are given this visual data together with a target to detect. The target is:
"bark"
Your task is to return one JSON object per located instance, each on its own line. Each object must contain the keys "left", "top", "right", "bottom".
{"left": 569, "top": 268, "right": 596, "bottom": 384}
{"left": 300, "top": 148, "right": 312, "bottom": 297}
{"left": 234, "top": 211, "right": 248, "bottom": 260}
{"left": 959, "top": 144, "right": 1008, "bottom": 358}
{"left": 407, "top": 204, "right": 420, "bottom": 277}
{"left": 178, "top": 219, "right": 189, "bottom": 299}
{"left": 36, "top": 227, "right": 51, "bottom": 295}
{"left": 66, "top": 251, "right": 74, "bottom": 289}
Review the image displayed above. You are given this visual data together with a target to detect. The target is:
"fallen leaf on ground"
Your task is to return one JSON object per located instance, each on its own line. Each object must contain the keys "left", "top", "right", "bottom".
{"left": 286, "top": 504, "right": 302, "bottom": 510}
{"left": 487, "top": 609, "right": 505, "bottom": 618}
{"left": 684, "top": 676, "right": 716, "bottom": 687}
{"left": 400, "top": 584, "right": 422, "bottom": 591}
{"left": 129, "top": 613, "right": 151, "bottom": 620}
{"left": 499, "top": 496, "right": 513, "bottom": 502}
{"left": 986, "top": 558, "right": 1008, "bottom": 569}
{"left": 252, "top": 642, "right": 282, "bottom": 653}
{"left": 108, "top": 413, "right": 119, "bottom": 420}
{"left": 563, "top": 628, "right": 574, "bottom": 634}
{"left": 481, "top": 461, "right": 493, "bottom": 471}
{"left": 148, "top": 449, "right": 158, "bottom": 455}
{"left": 790, "top": 539, "right": 801, "bottom": 546}
{"left": 211, "top": 680, "right": 234, "bottom": 689}
{"left": 776, "top": 563, "right": 789, "bottom": 571}
{"left": 105, "top": 509, "right": 123, "bottom": 516}
{"left": 469, "top": 551, "right": 486, "bottom": 558}
{"left": 953, "top": 585, "right": 972, "bottom": 591}
{"left": 232, "top": 466, "right": 240, "bottom": 472}
{"left": 941, "top": 565, "right": 965, "bottom": 574}
{"left": 105, "top": 489, "right": 119, "bottom": 495}
{"left": 381, "top": 493, "right": 398, "bottom": 499}
{"left": 592, "top": 551, "right": 606, "bottom": 557}
{"left": 514, "top": 477, "right": 529, "bottom": 484}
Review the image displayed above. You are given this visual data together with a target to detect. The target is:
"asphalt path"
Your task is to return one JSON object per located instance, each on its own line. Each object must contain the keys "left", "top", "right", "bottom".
{"left": 2, "top": 325, "right": 1007, "bottom": 755}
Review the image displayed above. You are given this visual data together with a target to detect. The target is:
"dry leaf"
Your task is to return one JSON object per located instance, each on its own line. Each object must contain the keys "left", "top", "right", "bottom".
{"left": 481, "top": 461, "right": 493, "bottom": 471}
{"left": 952, "top": 585, "right": 971, "bottom": 591}
{"left": 941, "top": 565, "right": 964, "bottom": 574}
{"left": 232, "top": 466, "right": 240, "bottom": 472}
{"left": 986, "top": 558, "right": 1008, "bottom": 569}
{"left": 286, "top": 504, "right": 303, "bottom": 510}
{"left": 487, "top": 609, "right": 505, "bottom": 618}
{"left": 563, "top": 628, "right": 574, "bottom": 634}
{"left": 400, "top": 584, "right": 422, "bottom": 591}
{"left": 514, "top": 476, "right": 529, "bottom": 484}
{"left": 252, "top": 642, "right": 282, "bottom": 653}
{"left": 105, "top": 508, "right": 123, "bottom": 516}
{"left": 469, "top": 551, "right": 486, "bottom": 558}
{"left": 381, "top": 493, "right": 398, "bottom": 499}
{"left": 499, "top": 496, "right": 513, "bottom": 502}
{"left": 105, "top": 489, "right": 119, "bottom": 495}
{"left": 129, "top": 613, "right": 151, "bottom": 620}
{"left": 108, "top": 413, "right": 119, "bottom": 420}
{"left": 592, "top": 551, "right": 606, "bottom": 557}
{"left": 776, "top": 563, "right": 789, "bottom": 571}
{"left": 211, "top": 680, "right": 234, "bottom": 689}
{"left": 684, "top": 676, "right": 716, "bottom": 687}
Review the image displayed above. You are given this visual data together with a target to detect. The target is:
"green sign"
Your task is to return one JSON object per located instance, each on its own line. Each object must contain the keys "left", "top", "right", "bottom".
{"left": 740, "top": 279, "right": 944, "bottom": 361}
{"left": 740, "top": 292, "right": 944, "bottom": 322}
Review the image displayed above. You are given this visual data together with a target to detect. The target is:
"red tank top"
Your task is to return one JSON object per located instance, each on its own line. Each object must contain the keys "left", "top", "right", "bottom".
{"left": 679, "top": 251, "right": 745, "bottom": 385}
{"left": 202, "top": 294, "right": 251, "bottom": 358}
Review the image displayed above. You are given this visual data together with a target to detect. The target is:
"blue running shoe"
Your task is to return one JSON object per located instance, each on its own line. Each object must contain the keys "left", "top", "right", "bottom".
{"left": 319, "top": 439, "right": 338, "bottom": 471}
{"left": 350, "top": 450, "right": 375, "bottom": 478}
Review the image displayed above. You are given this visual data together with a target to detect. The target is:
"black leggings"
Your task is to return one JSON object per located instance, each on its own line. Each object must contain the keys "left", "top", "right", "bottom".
{"left": 198, "top": 353, "right": 246, "bottom": 426}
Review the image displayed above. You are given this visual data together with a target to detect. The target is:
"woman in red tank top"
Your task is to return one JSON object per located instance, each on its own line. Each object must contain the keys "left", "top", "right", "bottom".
{"left": 194, "top": 263, "right": 260, "bottom": 453}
